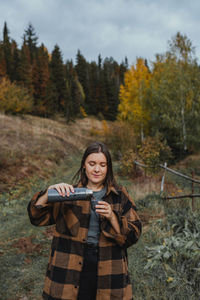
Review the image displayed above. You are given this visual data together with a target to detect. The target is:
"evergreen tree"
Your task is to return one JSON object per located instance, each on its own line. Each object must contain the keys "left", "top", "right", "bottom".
{"left": 98, "top": 54, "right": 102, "bottom": 69}
{"left": 0, "top": 42, "right": 6, "bottom": 78}
{"left": 88, "top": 61, "right": 99, "bottom": 115}
{"left": 3, "top": 22, "right": 13, "bottom": 79}
{"left": 102, "top": 58, "right": 119, "bottom": 120}
{"left": 45, "top": 76, "right": 59, "bottom": 116}
{"left": 18, "top": 42, "right": 33, "bottom": 93}
{"left": 32, "top": 44, "right": 50, "bottom": 115}
{"left": 23, "top": 23, "right": 38, "bottom": 63}
{"left": 12, "top": 40, "right": 21, "bottom": 82}
{"left": 0, "top": 21, "right": 126, "bottom": 122}
{"left": 50, "top": 45, "right": 67, "bottom": 113}
{"left": 75, "top": 50, "right": 91, "bottom": 113}
{"left": 65, "top": 60, "right": 85, "bottom": 120}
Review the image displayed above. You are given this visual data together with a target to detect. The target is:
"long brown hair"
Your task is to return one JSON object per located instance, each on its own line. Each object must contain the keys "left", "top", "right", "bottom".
{"left": 73, "top": 141, "right": 116, "bottom": 187}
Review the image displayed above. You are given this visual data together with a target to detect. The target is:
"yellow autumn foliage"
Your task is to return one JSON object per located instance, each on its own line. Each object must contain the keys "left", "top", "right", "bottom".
{"left": 0, "top": 77, "right": 33, "bottom": 114}
{"left": 80, "top": 106, "right": 87, "bottom": 118}
{"left": 118, "top": 58, "right": 151, "bottom": 136}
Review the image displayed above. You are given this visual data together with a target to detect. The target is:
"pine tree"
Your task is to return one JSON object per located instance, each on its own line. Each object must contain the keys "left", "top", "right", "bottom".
{"left": 65, "top": 60, "right": 85, "bottom": 120}
{"left": 75, "top": 50, "right": 91, "bottom": 113}
{"left": 18, "top": 42, "right": 33, "bottom": 93}
{"left": 3, "top": 22, "right": 13, "bottom": 79}
{"left": 12, "top": 40, "right": 21, "bottom": 82}
{"left": 32, "top": 44, "right": 50, "bottom": 115}
{"left": 49, "top": 45, "right": 67, "bottom": 113}
{"left": 23, "top": 23, "right": 38, "bottom": 63}
{"left": 101, "top": 57, "right": 121, "bottom": 120}
{"left": 45, "top": 76, "right": 59, "bottom": 116}
{"left": 88, "top": 61, "right": 99, "bottom": 115}
{"left": 0, "top": 42, "right": 6, "bottom": 78}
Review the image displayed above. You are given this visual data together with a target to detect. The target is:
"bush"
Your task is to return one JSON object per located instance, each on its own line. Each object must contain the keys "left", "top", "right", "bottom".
{"left": 79, "top": 106, "right": 87, "bottom": 118}
{"left": 0, "top": 77, "right": 33, "bottom": 114}
{"left": 144, "top": 212, "right": 200, "bottom": 299}
{"left": 118, "top": 133, "right": 172, "bottom": 177}
{"left": 138, "top": 135, "right": 172, "bottom": 173}
{"left": 119, "top": 149, "right": 139, "bottom": 177}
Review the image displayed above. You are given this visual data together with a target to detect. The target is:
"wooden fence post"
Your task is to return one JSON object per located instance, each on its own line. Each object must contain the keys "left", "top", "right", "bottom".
{"left": 161, "top": 162, "right": 167, "bottom": 193}
{"left": 191, "top": 171, "right": 195, "bottom": 211}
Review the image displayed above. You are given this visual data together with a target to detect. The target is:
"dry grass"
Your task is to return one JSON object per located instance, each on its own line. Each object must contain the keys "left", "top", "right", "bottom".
{"left": 0, "top": 113, "right": 103, "bottom": 192}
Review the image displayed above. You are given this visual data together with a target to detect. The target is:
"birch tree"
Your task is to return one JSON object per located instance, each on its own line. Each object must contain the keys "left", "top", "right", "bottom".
{"left": 150, "top": 32, "right": 200, "bottom": 153}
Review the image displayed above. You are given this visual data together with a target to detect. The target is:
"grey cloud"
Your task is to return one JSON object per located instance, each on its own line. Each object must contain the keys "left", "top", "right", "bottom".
{"left": 0, "top": 0, "right": 200, "bottom": 64}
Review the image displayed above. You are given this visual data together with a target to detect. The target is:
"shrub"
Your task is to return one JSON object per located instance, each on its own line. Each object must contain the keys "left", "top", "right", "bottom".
{"left": 0, "top": 77, "right": 33, "bottom": 114}
{"left": 138, "top": 135, "right": 172, "bottom": 173}
{"left": 144, "top": 212, "right": 200, "bottom": 298}
{"left": 80, "top": 106, "right": 87, "bottom": 118}
{"left": 119, "top": 149, "right": 139, "bottom": 177}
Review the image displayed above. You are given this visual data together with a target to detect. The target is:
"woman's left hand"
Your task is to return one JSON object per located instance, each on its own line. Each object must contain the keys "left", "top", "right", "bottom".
{"left": 95, "top": 201, "right": 113, "bottom": 220}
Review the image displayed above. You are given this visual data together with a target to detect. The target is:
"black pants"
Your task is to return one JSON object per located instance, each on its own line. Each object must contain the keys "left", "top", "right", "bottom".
{"left": 77, "top": 244, "right": 98, "bottom": 300}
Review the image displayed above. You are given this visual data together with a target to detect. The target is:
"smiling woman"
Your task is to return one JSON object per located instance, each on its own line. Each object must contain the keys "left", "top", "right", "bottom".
{"left": 84, "top": 152, "right": 108, "bottom": 189}
{"left": 27, "top": 141, "right": 142, "bottom": 300}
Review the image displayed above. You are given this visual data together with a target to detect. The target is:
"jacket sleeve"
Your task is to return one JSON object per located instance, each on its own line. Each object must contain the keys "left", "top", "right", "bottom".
{"left": 27, "top": 190, "right": 60, "bottom": 226}
{"left": 101, "top": 187, "right": 142, "bottom": 248}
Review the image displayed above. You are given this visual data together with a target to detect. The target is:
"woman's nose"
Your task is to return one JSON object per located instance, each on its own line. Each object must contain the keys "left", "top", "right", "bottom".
{"left": 94, "top": 165, "right": 100, "bottom": 172}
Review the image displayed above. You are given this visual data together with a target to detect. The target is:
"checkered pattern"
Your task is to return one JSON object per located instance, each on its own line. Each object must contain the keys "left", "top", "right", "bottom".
{"left": 27, "top": 184, "right": 142, "bottom": 300}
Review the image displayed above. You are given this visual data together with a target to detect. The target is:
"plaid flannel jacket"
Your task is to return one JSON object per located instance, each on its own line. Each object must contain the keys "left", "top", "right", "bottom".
{"left": 27, "top": 184, "right": 142, "bottom": 300}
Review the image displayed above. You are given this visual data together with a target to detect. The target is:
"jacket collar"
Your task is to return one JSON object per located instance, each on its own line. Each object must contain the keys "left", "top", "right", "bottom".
{"left": 106, "top": 185, "right": 119, "bottom": 195}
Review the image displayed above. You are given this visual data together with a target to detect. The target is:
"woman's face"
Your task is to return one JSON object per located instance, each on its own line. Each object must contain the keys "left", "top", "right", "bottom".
{"left": 84, "top": 152, "right": 107, "bottom": 187}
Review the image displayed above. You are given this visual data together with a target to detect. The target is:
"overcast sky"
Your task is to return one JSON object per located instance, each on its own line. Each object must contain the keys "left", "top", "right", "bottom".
{"left": 0, "top": 0, "right": 200, "bottom": 65}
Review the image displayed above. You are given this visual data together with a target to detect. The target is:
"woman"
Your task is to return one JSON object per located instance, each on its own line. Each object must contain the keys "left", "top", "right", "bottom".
{"left": 27, "top": 141, "right": 142, "bottom": 300}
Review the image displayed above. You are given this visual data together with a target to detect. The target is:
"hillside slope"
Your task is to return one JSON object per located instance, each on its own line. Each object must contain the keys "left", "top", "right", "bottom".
{"left": 0, "top": 113, "right": 103, "bottom": 192}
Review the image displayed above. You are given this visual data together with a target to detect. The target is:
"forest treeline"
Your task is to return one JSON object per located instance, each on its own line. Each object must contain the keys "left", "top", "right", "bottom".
{"left": 1, "top": 22, "right": 200, "bottom": 159}
{"left": 0, "top": 22, "right": 127, "bottom": 121}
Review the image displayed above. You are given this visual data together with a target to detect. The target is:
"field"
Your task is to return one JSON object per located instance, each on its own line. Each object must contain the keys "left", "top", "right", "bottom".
{"left": 0, "top": 113, "right": 200, "bottom": 300}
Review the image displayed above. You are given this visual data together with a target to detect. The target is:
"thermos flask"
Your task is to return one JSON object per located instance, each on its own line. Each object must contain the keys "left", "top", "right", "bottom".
{"left": 47, "top": 187, "right": 93, "bottom": 202}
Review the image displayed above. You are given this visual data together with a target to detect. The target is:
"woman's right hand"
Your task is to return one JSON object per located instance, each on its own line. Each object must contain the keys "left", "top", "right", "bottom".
{"left": 48, "top": 183, "right": 74, "bottom": 197}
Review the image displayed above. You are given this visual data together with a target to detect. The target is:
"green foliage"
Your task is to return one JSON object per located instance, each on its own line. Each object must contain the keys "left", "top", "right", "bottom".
{"left": 3, "top": 22, "right": 13, "bottom": 79}
{"left": 128, "top": 186, "right": 200, "bottom": 300}
{"left": 0, "top": 152, "right": 82, "bottom": 299}
{"left": 0, "top": 78, "right": 33, "bottom": 114}
{"left": 149, "top": 33, "right": 200, "bottom": 155}
{"left": 50, "top": 45, "right": 67, "bottom": 112}
{"left": 144, "top": 212, "right": 200, "bottom": 298}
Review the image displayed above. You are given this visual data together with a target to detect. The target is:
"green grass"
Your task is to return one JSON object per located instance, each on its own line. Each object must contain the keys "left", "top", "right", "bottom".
{"left": 0, "top": 152, "right": 82, "bottom": 300}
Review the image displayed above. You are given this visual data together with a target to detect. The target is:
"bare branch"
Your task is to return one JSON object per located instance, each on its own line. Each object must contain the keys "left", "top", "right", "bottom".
{"left": 134, "top": 160, "right": 200, "bottom": 184}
